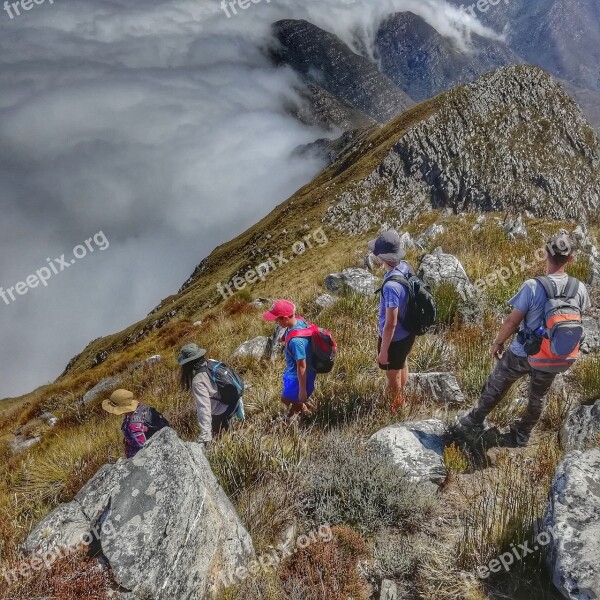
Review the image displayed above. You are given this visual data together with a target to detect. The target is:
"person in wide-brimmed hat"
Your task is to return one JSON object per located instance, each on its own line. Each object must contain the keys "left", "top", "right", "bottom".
{"left": 368, "top": 231, "right": 416, "bottom": 411}
{"left": 179, "top": 343, "right": 245, "bottom": 446}
{"left": 103, "top": 389, "right": 170, "bottom": 458}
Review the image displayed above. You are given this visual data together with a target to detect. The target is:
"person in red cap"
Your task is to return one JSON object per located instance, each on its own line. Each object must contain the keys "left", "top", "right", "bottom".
{"left": 263, "top": 299, "right": 317, "bottom": 418}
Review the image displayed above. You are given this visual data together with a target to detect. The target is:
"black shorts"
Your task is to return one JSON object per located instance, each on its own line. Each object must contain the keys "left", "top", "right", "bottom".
{"left": 378, "top": 335, "right": 416, "bottom": 370}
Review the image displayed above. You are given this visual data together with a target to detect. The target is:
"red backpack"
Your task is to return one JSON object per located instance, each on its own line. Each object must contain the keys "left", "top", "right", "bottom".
{"left": 285, "top": 317, "right": 337, "bottom": 374}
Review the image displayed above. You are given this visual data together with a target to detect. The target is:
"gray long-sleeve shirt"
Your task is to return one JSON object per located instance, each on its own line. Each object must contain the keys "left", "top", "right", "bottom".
{"left": 192, "top": 370, "right": 230, "bottom": 443}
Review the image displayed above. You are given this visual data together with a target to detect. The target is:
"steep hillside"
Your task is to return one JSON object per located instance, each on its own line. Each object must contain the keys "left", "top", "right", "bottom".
{"left": 37, "top": 65, "right": 598, "bottom": 382}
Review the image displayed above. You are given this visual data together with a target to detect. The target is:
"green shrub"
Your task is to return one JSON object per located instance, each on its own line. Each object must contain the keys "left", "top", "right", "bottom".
{"left": 432, "top": 282, "right": 461, "bottom": 326}
{"left": 299, "top": 432, "right": 436, "bottom": 534}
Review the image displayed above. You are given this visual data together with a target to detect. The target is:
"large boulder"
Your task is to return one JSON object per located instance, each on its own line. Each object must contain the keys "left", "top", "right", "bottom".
{"left": 543, "top": 449, "right": 600, "bottom": 600}
{"left": 82, "top": 376, "right": 123, "bottom": 405}
{"left": 418, "top": 247, "right": 476, "bottom": 299}
{"left": 368, "top": 420, "right": 449, "bottom": 486}
{"left": 581, "top": 317, "right": 600, "bottom": 354}
{"left": 231, "top": 336, "right": 269, "bottom": 360}
{"left": 405, "top": 372, "right": 465, "bottom": 405}
{"left": 324, "top": 268, "right": 379, "bottom": 296}
{"left": 560, "top": 400, "right": 600, "bottom": 452}
{"left": 24, "top": 428, "right": 255, "bottom": 600}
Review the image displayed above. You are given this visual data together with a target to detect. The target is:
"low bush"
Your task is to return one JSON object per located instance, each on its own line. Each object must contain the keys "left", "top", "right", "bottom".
{"left": 299, "top": 432, "right": 436, "bottom": 534}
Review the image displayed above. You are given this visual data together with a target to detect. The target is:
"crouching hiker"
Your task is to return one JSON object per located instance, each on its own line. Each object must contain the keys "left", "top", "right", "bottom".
{"left": 263, "top": 299, "right": 336, "bottom": 419}
{"left": 179, "top": 343, "right": 245, "bottom": 447}
{"left": 102, "top": 389, "right": 170, "bottom": 458}
{"left": 457, "top": 232, "right": 591, "bottom": 447}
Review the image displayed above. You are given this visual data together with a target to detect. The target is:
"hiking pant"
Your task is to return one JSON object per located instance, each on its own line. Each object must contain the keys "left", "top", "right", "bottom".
{"left": 470, "top": 348, "right": 557, "bottom": 435}
{"left": 211, "top": 401, "right": 238, "bottom": 437}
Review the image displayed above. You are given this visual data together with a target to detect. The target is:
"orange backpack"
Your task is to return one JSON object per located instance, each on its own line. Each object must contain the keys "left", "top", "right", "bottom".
{"left": 526, "top": 276, "right": 584, "bottom": 373}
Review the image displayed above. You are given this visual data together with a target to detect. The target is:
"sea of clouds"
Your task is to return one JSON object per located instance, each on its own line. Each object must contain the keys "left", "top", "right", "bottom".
{"left": 0, "top": 0, "right": 495, "bottom": 398}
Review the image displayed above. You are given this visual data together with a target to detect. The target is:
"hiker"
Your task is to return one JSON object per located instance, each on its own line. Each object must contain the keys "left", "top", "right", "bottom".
{"left": 179, "top": 343, "right": 245, "bottom": 446}
{"left": 457, "top": 232, "right": 591, "bottom": 447}
{"left": 263, "top": 300, "right": 319, "bottom": 418}
{"left": 369, "top": 231, "right": 417, "bottom": 409}
{"left": 102, "top": 389, "right": 170, "bottom": 458}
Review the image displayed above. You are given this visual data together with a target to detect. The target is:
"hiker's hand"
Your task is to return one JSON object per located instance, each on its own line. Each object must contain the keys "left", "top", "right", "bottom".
{"left": 491, "top": 342, "right": 504, "bottom": 360}
{"left": 378, "top": 351, "right": 389, "bottom": 366}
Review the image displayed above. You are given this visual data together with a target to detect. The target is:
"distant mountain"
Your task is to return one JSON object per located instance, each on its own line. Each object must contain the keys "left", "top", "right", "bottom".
{"left": 374, "top": 11, "right": 521, "bottom": 102}
{"left": 271, "top": 19, "right": 414, "bottom": 124}
{"left": 447, "top": 0, "right": 600, "bottom": 91}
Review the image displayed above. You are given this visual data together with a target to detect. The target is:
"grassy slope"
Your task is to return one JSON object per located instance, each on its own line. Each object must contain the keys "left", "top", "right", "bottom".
{"left": 1, "top": 66, "right": 600, "bottom": 598}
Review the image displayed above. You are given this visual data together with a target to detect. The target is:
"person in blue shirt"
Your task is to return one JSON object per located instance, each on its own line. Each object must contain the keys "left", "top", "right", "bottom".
{"left": 263, "top": 299, "right": 316, "bottom": 418}
{"left": 368, "top": 231, "right": 416, "bottom": 411}
{"left": 458, "top": 232, "right": 591, "bottom": 447}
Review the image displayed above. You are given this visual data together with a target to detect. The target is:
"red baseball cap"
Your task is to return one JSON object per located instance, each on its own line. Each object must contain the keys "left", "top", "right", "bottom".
{"left": 263, "top": 299, "right": 296, "bottom": 321}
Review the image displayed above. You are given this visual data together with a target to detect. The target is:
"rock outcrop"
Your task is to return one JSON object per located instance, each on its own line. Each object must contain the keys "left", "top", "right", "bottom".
{"left": 325, "top": 65, "right": 600, "bottom": 234}
{"left": 543, "top": 449, "right": 600, "bottom": 600}
{"left": 406, "top": 372, "right": 465, "bottom": 405}
{"left": 325, "top": 268, "right": 379, "bottom": 296}
{"left": 25, "top": 428, "right": 254, "bottom": 600}
{"left": 231, "top": 336, "right": 270, "bottom": 360}
{"left": 560, "top": 400, "right": 600, "bottom": 452}
{"left": 368, "top": 420, "right": 449, "bottom": 486}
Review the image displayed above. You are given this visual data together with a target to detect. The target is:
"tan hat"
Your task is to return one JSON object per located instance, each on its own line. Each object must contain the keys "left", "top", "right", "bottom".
{"left": 102, "top": 389, "right": 139, "bottom": 415}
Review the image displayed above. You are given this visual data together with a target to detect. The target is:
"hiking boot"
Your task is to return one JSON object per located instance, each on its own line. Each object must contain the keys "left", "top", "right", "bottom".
{"left": 509, "top": 425, "right": 530, "bottom": 448}
{"left": 454, "top": 412, "right": 486, "bottom": 442}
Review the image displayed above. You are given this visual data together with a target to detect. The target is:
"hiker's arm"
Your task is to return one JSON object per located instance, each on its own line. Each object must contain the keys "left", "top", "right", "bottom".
{"left": 379, "top": 307, "right": 398, "bottom": 364}
{"left": 297, "top": 359, "right": 308, "bottom": 402}
{"left": 192, "top": 375, "right": 213, "bottom": 443}
{"left": 492, "top": 309, "right": 526, "bottom": 357}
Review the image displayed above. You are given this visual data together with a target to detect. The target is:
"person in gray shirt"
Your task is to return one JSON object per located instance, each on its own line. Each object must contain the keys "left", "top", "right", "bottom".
{"left": 179, "top": 343, "right": 243, "bottom": 446}
{"left": 458, "top": 231, "right": 591, "bottom": 447}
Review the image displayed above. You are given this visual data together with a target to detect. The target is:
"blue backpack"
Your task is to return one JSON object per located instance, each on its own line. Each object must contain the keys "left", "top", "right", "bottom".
{"left": 201, "top": 360, "right": 244, "bottom": 407}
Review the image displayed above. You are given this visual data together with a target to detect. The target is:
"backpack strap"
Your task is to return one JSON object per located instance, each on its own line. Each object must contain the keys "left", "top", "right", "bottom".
{"left": 375, "top": 274, "right": 410, "bottom": 296}
{"left": 563, "top": 276, "right": 580, "bottom": 300}
{"left": 535, "top": 275, "right": 580, "bottom": 300}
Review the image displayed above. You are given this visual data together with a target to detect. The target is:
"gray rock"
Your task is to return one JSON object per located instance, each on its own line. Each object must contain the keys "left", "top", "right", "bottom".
{"left": 581, "top": 317, "right": 600, "bottom": 354}
{"left": 250, "top": 298, "right": 271, "bottom": 309}
{"left": 145, "top": 355, "right": 161, "bottom": 365}
{"left": 504, "top": 215, "right": 528, "bottom": 241}
{"left": 543, "top": 449, "right": 600, "bottom": 600}
{"left": 268, "top": 325, "right": 286, "bottom": 362}
{"left": 25, "top": 428, "right": 255, "bottom": 600}
{"left": 416, "top": 224, "right": 445, "bottom": 248}
{"left": 368, "top": 420, "right": 449, "bottom": 485}
{"left": 82, "top": 376, "right": 123, "bottom": 406}
{"left": 380, "top": 579, "right": 398, "bottom": 600}
{"left": 40, "top": 412, "right": 59, "bottom": 427}
{"left": 231, "top": 336, "right": 269, "bottom": 360}
{"left": 24, "top": 502, "right": 91, "bottom": 554}
{"left": 10, "top": 435, "right": 41, "bottom": 454}
{"left": 419, "top": 248, "right": 470, "bottom": 290}
{"left": 399, "top": 231, "right": 415, "bottom": 250}
{"left": 588, "top": 246, "right": 600, "bottom": 288}
{"left": 406, "top": 372, "right": 466, "bottom": 405}
{"left": 315, "top": 294, "right": 337, "bottom": 309}
{"left": 560, "top": 400, "right": 600, "bottom": 452}
{"left": 324, "top": 268, "right": 379, "bottom": 296}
